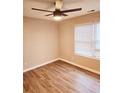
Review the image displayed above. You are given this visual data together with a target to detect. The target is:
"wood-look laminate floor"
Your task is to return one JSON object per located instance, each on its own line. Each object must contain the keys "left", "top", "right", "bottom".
{"left": 23, "top": 60, "right": 100, "bottom": 93}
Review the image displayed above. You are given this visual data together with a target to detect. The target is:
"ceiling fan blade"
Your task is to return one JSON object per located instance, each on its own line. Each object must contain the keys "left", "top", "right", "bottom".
{"left": 61, "top": 8, "right": 82, "bottom": 13}
{"left": 55, "top": 0, "right": 63, "bottom": 10}
{"left": 62, "top": 13, "right": 68, "bottom": 16}
{"left": 45, "top": 14, "right": 53, "bottom": 16}
{"left": 32, "top": 8, "right": 53, "bottom": 12}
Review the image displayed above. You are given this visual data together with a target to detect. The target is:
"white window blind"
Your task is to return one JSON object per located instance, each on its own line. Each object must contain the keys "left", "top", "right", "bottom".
{"left": 75, "top": 23, "right": 100, "bottom": 59}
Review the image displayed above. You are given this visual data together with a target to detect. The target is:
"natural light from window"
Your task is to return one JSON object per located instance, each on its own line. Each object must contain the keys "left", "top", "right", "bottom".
{"left": 75, "top": 23, "right": 100, "bottom": 59}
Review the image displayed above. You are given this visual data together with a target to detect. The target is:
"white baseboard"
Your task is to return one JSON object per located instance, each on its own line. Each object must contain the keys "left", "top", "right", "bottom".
{"left": 23, "top": 57, "right": 100, "bottom": 75}
{"left": 23, "top": 58, "right": 59, "bottom": 73}
{"left": 58, "top": 58, "right": 100, "bottom": 75}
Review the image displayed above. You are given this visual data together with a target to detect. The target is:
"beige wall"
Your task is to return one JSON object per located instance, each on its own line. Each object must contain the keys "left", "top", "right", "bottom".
{"left": 24, "top": 12, "right": 100, "bottom": 73}
{"left": 59, "top": 12, "right": 100, "bottom": 73}
{"left": 23, "top": 17, "right": 59, "bottom": 70}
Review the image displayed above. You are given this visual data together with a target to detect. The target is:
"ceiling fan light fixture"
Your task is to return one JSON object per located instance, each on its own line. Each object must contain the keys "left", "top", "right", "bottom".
{"left": 54, "top": 15, "right": 62, "bottom": 21}
{"left": 32, "top": 0, "right": 82, "bottom": 20}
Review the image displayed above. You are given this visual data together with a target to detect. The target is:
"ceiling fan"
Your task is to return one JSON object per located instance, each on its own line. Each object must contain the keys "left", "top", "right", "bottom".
{"left": 32, "top": 0, "right": 82, "bottom": 20}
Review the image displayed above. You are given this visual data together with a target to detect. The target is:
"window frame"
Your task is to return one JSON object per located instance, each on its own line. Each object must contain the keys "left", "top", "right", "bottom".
{"left": 74, "top": 22, "right": 100, "bottom": 60}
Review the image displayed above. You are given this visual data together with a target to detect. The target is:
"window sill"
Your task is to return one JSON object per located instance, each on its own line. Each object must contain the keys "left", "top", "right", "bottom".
{"left": 75, "top": 53, "right": 100, "bottom": 60}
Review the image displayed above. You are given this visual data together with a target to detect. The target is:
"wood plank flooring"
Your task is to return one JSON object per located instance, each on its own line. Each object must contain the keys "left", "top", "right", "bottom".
{"left": 23, "top": 60, "right": 100, "bottom": 93}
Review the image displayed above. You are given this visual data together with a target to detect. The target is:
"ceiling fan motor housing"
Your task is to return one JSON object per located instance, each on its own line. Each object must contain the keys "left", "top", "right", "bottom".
{"left": 53, "top": 9, "right": 62, "bottom": 16}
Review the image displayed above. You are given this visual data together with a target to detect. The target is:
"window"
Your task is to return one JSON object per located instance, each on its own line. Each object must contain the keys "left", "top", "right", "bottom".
{"left": 75, "top": 23, "right": 100, "bottom": 59}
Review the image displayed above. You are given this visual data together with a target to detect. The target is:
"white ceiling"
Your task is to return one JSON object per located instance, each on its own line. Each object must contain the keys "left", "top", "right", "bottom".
{"left": 24, "top": 0, "right": 100, "bottom": 21}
